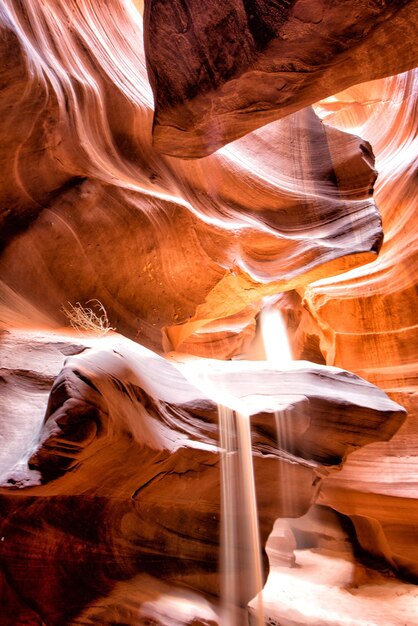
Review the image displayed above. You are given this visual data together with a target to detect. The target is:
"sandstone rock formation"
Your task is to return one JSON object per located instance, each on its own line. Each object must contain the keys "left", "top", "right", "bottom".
{"left": 289, "top": 69, "right": 418, "bottom": 585}
{"left": 0, "top": 331, "right": 405, "bottom": 624}
{"left": 0, "top": 0, "right": 390, "bottom": 360}
{"left": 0, "top": 1, "right": 418, "bottom": 625}
{"left": 243, "top": 62, "right": 418, "bottom": 604}
{"left": 145, "top": 0, "right": 418, "bottom": 156}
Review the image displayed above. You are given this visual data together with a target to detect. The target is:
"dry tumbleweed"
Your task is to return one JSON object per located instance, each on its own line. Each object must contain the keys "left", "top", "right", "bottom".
{"left": 61, "top": 299, "right": 115, "bottom": 335}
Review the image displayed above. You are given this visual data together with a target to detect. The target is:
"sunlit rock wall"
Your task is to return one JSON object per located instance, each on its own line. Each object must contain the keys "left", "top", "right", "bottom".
{"left": 302, "top": 71, "right": 418, "bottom": 582}
{"left": 0, "top": 331, "right": 406, "bottom": 624}
{"left": 0, "top": 0, "right": 394, "bottom": 358}
{"left": 0, "top": 0, "right": 418, "bottom": 624}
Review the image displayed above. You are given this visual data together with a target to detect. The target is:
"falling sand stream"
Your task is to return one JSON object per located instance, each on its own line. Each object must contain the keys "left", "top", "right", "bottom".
{"left": 218, "top": 306, "right": 292, "bottom": 625}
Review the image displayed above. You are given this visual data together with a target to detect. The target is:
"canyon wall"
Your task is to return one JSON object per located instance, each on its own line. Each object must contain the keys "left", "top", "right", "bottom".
{"left": 1, "top": 1, "right": 418, "bottom": 624}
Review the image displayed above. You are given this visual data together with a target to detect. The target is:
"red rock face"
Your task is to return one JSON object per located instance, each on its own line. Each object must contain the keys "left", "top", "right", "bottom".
{"left": 0, "top": 333, "right": 406, "bottom": 623}
{"left": 0, "top": 0, "right": 387, "bottom": 357}
{"left": 0, "top": 1, "right": 418, "bottom": 624}
{"left": 144, "top": 0, "right": 418, "bottom": 156}
{"left": 304, "top": 70, "right": 418, "bottom": 587}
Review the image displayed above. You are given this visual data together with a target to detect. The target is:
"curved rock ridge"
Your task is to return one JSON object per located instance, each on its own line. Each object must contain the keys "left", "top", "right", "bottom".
{"left": 307, "top": 70, "right": 418, "bottom": 386}
{"left": 0, "top": 329, "right": 90, "bottom": 487}
{"left": 0, "top": 333, "right": 406, "bottom": 623}
{"left": 0, "top": 1, "right": 417, "bottom": 622}
{"left": 144, "top": 0, "right": 418, "bottom": 156}
{"left": 0, "top": 1, "right": 384, "bottom": 356}
{"left": 285, "top": 69, "right": 418, "bottom": 582}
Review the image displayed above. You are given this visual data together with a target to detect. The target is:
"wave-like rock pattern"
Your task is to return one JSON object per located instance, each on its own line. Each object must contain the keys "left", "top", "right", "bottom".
{"left": 293, "top": 70, "right": 418, "bottom": 582}
{"left": 0, "top": 332, "right": 405, "bottom": 623}
{"left": 0, "top": 0, "right": 385, "bottom": 357}
{"left": 0, "top": 0, "right": 418, "bottom": 622}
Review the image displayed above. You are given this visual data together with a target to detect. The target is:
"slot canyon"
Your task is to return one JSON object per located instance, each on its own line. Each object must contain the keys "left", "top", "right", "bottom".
{"left": 1, "top": 1, "right": 418, "bottom": 624}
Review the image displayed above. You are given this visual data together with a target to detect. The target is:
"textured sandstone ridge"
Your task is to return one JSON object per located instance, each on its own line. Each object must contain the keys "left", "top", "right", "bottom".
{"left": 0, "top": 1, "right": 418, "bottom": 625}
{"left": 281, "top": 70, "right": 418, "bottom": 586}
{"left": 0, "top": 331, "right": 405, "bottom": 624}
{"left": 145, "top": 0, "right": 418, "bottom": 156}
{"left": 0, "top": 0, "right": 384, "bottom": 357}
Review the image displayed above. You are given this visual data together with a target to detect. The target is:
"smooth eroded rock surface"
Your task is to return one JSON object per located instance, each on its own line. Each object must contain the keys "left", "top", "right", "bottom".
{"left": 1, "top": 2, "right": 418, "bottom": 624}
{"left": 0, "top": 332, "right": 405, "bottom": 624}
{"left": 144, "top": 0, "right": 418, "bottom": 156}
{"left": 0, "top": 0, "right": 387, "bottom": 358}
